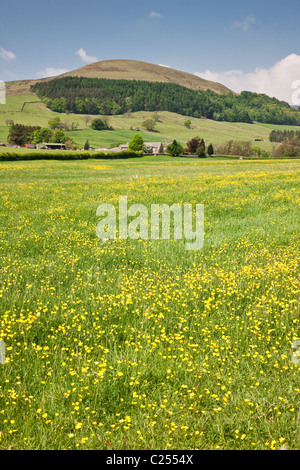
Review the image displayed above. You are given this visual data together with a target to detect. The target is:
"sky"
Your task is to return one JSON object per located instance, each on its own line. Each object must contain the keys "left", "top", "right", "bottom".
{"left": 1, "top": 0, "right": 300, "bottom": 104}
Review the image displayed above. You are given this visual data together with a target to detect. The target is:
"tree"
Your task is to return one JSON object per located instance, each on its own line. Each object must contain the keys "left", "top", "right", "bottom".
{"left": 159, "top": 142, "right": 164, "bottom": 154}
{"left": 65, "top": 139, "right": 75, "bottom": 150}
{"left": 272, "top": 139, "right": 300, "bottom": 158}
{"left": 184, "top": 119, "right": 192, "bottom": 129}
{"left": 250, "top": 146, "right": 261, "bottom": 157}
{"left": 7, "top": 123, "right": 26, "bottom": 146}
{"left": 197, "top": 139, "right": 206, "bottom": 158}
{"left": 30, "top": 127, "right": 52, "bottom": 144}
{"left": 91, "top": 118, "right": 106, "bottom": 131}
{"left": 85, "top": 116, "right": 92, "bottom": 127}
{"left": 84, "top": 140, "right": 90, "bottom": 150}
{"left": 48, "top": 117, "right": 62, "bottom": 130}
{"left": 60, "top": 121, "right": 69, "bottom": 131}
{"left": 128, "top": 134, "right": 144, "bottom": 151}
{"left": 71, "top": 122, "right": 79, "bottom": 131}
{"left": 53, "top": 128, "right": 67, "bottom": 143}
{"left": 142, "top": 144, "right": 153, "bottom": 154}
{"left": 142, "top": 119, "right": 156, "bottom": 131}
{"left": 100, "top": 116, "right": 110, "bottom": 129}
{"left": 7, "top": 123, "right": 40, "bottom": 146}
{"left": 166, "top": 140, "right": 184, "bottom": 157}
{"left": 207, "top": 143, "right": 214, "bottom": 157}
{"left": 187, "top": 136, "right": 201, "bottom": 154}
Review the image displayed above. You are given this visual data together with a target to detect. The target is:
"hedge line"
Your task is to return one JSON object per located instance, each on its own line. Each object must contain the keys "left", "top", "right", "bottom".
{"left": 0, "top": 150, "right": 143, "bottom": 161}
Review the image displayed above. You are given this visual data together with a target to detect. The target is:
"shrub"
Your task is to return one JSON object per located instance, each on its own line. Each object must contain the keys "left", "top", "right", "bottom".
{"left": 216, "top": 140, "right": 252, "bottom": 157}
{"left": 142, "top": 144, "right": 153, "bottom": 154}
{"left": 196, "top": 146, "right": 206, "bottom": 158}
{"left": 166, "top": 140, "right": 184, "bottom": 157}
{"left": 271, "top": 139, "right": 300, "bottom": 158}
{"left": 91, "top": 118, "right": 106, "bottom": 131}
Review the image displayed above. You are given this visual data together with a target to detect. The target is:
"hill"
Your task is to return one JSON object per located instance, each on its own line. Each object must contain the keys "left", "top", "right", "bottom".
{"left": 59, "top": 59, "right": 232, "bottom": 94}
{"left": 5, "top": 59, "right": 233, "bottom": 98}
{"left": 2, "top": 59, "right": 300, "bottom": 152}
{"left": 31, "top": 76, "right": 299, "bottom": 125}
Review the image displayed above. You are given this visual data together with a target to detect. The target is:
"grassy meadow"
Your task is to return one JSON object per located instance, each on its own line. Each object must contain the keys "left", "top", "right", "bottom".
{"left": 0, "top": 156, "right": 299, "bottom": 450}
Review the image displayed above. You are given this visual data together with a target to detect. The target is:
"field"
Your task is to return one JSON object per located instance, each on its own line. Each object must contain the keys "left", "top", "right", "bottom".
{"left": 1, "top": 92, "right": 299, "bottom": 151}
{"left": 0, "top": 156, "right": 299, "bottom": 450}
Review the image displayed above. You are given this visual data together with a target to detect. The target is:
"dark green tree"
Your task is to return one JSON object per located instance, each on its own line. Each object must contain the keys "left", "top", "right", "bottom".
{"left": 207, "top": 143, "right": 214, "bottom": 156}
{"left": 7, "top": 123, "right": 40, "bottom": 146}
{"left": 166, "top": 140, "right": 184, "bottom": 157}
{"left": 91, "top": 118, "right": 105, "bottom": 131}
{"left": 197, "top": 139, "right": 206, "bottom": 158}
{"left": 84, "top": 140, "right": 90, "bottom": 150}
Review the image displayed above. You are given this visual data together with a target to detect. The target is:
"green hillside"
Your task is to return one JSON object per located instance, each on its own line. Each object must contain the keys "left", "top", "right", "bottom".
{"left": 1, "top": 100, "right": 298, "bottom": 152}
{"left": 0, "top": 92, "right": 296, "bottom": 150}
{"left": 31, "top": 76, "right": 299, "bottom": 125}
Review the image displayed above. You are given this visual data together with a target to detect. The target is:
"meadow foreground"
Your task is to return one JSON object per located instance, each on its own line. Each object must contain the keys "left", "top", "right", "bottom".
{"left": 0, "top": 157, "right": 299, "bottom": 450}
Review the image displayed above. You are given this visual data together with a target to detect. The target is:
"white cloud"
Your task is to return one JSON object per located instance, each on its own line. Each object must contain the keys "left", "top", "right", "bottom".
{"left": 149, "top": 11, "right": 162, "bottom": 18}
{"left": 76, "top": 48, "right": 98, "bottom": 64}
{"left": 234, "top": 15, "right": 256, "bottom": 32}
{"left": 36, "top": 67, "right": 69, "bottom": 78}
{"left": 0, "top": 47, "right": 16, "bottom": 61}
{"left": 195, "top": 54, "right": 300, "bottom": 104}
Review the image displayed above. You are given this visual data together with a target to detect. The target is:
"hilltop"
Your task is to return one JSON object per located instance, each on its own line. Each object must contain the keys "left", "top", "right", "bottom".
{"left": 5, "top": 59, "right": 232, "bottom": 97}
{"left": 58, "top": 59, "right": 232, "bottom": 94}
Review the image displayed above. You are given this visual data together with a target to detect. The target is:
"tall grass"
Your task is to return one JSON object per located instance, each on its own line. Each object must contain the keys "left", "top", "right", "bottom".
{"left": 0, "top": 158, "right": 299, "bottom": 450}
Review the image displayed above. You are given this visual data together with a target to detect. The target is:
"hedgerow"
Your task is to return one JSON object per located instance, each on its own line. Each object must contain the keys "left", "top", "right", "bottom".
{"left": 0, "top": 150, "right": 143, "bottom": 161}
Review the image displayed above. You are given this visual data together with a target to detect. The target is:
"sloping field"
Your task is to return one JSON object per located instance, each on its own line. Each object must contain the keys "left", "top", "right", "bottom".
{"left": 0, "top": 97, "right": 296, "bottom": 151}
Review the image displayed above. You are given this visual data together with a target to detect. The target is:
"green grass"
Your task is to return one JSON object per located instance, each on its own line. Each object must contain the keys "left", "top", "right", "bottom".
{"left": 0, "top": 157, "right": 299, "bottom": 450}
{"left": 66, "top": 127, "right": 164, "bottom": 148}
{"left": 1, "top": 92, "right": 299, "bottom": 151}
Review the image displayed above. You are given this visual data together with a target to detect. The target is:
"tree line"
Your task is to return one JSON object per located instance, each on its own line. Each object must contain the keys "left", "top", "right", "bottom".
{"left": 7, "top": 122, "right": 73, "bottom": 147}
{"left": 31, "top": 77, "right": 300, "bottom": 125}
{"left": 128, "top": 133, "right": 214, "bottom": 158}
{"left": 269, "top": 129, "right": 300, "bottom": 142}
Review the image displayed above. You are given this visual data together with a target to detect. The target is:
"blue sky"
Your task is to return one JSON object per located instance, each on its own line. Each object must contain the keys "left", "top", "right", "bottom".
{"left": 1, "top": 0, "right": 300, "bottom": 102}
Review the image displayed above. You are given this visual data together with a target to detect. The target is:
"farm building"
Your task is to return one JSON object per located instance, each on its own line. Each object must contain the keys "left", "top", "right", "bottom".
{"left": 39, "top": 143, "right": 67, "bottom": 150}
{"left": 103, "top": 142, "right": 166, "bottom": 154}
